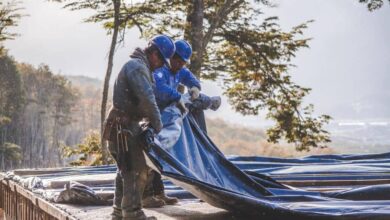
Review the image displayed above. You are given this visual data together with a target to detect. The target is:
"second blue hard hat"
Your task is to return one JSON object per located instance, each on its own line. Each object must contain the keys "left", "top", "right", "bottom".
{"left": 150, "top": 35, "right": 176, "bottom": 67}
{"left": 174, "top": 40, "right": 192, "bottom": 63}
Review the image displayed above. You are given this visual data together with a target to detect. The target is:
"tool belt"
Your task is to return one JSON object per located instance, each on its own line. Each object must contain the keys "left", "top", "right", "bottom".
{"left": 103, "top": 107, "right": 140, "bottom": 142}
{"left": 103, "top": 107, "right": 142, "bottom": 171}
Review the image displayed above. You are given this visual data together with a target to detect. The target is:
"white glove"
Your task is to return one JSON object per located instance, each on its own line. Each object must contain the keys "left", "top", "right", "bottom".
{"left": 189, "top": 87, "right": 200, "bottom": 101}
{"left": 210, "top": 96, "right": 221, "bottom": 111}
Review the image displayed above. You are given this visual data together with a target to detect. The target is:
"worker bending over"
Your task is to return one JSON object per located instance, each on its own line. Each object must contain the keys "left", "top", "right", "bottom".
{"left": 103, "top": 35, "right": 175, "bottom": 220}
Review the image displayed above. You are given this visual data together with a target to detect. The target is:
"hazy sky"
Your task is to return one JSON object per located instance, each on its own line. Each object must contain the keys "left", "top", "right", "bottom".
{"left": 264, "top": 1, "right": 390, "bottom": 119}
{"left": 4, "top": 0, "right": 390, "bottom": 127}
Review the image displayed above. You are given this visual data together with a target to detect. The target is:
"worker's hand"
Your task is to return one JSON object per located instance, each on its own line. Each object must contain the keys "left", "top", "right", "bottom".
{"left": 189, "top": 87, "right": 200, "bottom": 101}
{"left": 140, "top": 127, "right": 155, "bottom": 151}
{"left": 176, "top": 96, "right": 188, "bottom": 115}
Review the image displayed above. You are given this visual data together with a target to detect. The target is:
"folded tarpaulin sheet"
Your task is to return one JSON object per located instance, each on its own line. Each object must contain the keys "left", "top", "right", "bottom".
{"left": 147, "top": 105, "right": 390, "bottom": 219}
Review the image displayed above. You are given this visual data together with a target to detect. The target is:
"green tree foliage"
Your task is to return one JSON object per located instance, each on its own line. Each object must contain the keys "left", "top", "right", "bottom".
{"left": 0, "top": 142, "right": 22, "bottom": 170}
{"left": 0, "top": 54, "right": 24, "bottom": 170}
{"left": 0, "top": 54, "right": 23, "bottom": 120}
{"left": 62, "top": 130, "right": 114, "bottom": 166}
{"left": 53, "top": 0, "right": 331, "bottom": 150}
{"left": 359, "top": 0, "right": 390, "bottom": 11}
{"left": 0, "top": 1, "right": 22, "bottom": 55}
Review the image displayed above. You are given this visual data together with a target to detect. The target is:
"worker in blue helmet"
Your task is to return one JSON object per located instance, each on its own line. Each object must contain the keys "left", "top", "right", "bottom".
{"left": 153, "top": 40, "right": 201, "bottom": 112}
{"left": 143, "top": 40, "right": 221, "bottom": 208}
{"left": 174, "top": 39, "right": 192, "bottom": 63}
{"left": 139, "top": 40, "right": 199, "bottom": 208}
{"left": 103, "top": 34, "right": 175, "bottom": 220}
{"left": 150, "top": 34, "right": 176, "bottom": 68}
{"left": 142, "top": 40, "right": 221, "bottom": 208}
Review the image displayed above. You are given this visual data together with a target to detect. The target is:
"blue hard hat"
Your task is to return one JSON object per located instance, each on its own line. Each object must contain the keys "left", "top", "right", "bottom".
{"left": 174, "top": 40, "right": 192, "bottom": 63}
{"left": 150, "top": 35, "right": 176, "bottom": 67}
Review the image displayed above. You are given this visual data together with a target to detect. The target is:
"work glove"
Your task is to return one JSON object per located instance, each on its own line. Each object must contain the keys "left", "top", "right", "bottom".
{"left": 140, "top": 126, "right": 155, "bottom": 151}
{"left": 176, "top": 96, "right": 188, "bottom": 115}
{"left": 189, "top": 86, "right": 200, "bottom": 101}
{"left": 210, "top": 96, "right": 222, "bottom": 111}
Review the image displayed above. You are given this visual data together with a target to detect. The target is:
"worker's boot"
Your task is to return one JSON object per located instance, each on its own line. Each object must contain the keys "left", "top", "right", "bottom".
{"left": 111, "top": 206, "right": 122, "bottom": 220}
{"left": 155, "top": 193, "right": 179, "bottom": 205}
{"left": 142, "top": 196, "right": 165, "bottom": 208}
{"left": 123, "top": 209, "right": 157, "bottom": 220}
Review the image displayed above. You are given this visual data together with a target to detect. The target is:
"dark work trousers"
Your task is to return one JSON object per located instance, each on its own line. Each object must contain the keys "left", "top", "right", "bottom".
{"left": 108, "top": 137, "right": 148, "bottom": 218}
{"left": 144, "top": 170, "right": 165, "bottom": 198}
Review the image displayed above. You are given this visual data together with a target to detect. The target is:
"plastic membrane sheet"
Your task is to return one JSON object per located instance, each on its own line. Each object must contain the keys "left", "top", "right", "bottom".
{"left": 147, "top": 105, "right": 390, "bottom": 219}
{"left": 3, "top": 104, "right": 390, "bottom": 219}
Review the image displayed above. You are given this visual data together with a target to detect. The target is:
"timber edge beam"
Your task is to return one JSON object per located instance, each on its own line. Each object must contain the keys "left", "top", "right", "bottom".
{"left": 0, "top": 173, "right": 76, "bottom": 220}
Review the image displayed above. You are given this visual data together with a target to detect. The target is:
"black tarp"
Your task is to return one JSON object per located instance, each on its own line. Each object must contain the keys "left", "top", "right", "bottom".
{"left": 6, "top": 104, "right": 390, "bottom": 219}
{"left": 146, "top": 105, "right": 390, "bottom": 219}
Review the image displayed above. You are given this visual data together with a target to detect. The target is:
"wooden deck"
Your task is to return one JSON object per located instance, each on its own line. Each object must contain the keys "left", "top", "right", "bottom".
{"left": 0, "top": 172, "right": 232, "bottom": 220}
{"left": 2, "top": 165, "right": 390, "bottom": 220}
{"left": 55, "top": 202, "right": 232, "bottom": 220}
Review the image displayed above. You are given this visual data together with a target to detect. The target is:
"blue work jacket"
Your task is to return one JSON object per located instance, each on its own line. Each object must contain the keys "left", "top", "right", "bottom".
{"left": 153, "top": 66, "right": 201, "bottom": 109}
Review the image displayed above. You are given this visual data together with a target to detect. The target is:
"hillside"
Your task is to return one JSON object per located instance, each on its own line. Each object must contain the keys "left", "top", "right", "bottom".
{"left": 66, "top": 75, "right": 103, "bottom": 99}
{"left": 207, "top": 118, "right": 335, "bottom": 157}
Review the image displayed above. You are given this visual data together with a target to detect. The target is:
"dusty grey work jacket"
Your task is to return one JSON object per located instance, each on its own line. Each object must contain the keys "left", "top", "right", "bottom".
{"left": 112, "top": 48, "right": 163, "bottom": 133}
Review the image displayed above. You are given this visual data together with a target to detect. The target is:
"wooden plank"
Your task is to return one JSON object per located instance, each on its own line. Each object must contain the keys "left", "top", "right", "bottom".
{"left": 12, "top": 166, "right": 96, "bottom": 176}
{"left": 0, "top": 182, "right": 3, "bottom": 209}
{"left": 14, "top": 185, "right": 18, "bottom": 220}
{"left": 48, "top": 179, "right": 114, "bottom": 189}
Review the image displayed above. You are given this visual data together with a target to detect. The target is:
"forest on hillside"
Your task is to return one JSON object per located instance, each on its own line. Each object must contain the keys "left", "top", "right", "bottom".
{"left": 0, "top": 55, "right": 101, "bottom": 170}
{"left": 0, "top": 55, "right": 334, "bottom": 170}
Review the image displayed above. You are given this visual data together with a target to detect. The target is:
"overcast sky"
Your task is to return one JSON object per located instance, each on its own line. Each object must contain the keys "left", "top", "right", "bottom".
{"left": 4, "top": 0, "right": 390, "bottom": 127}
